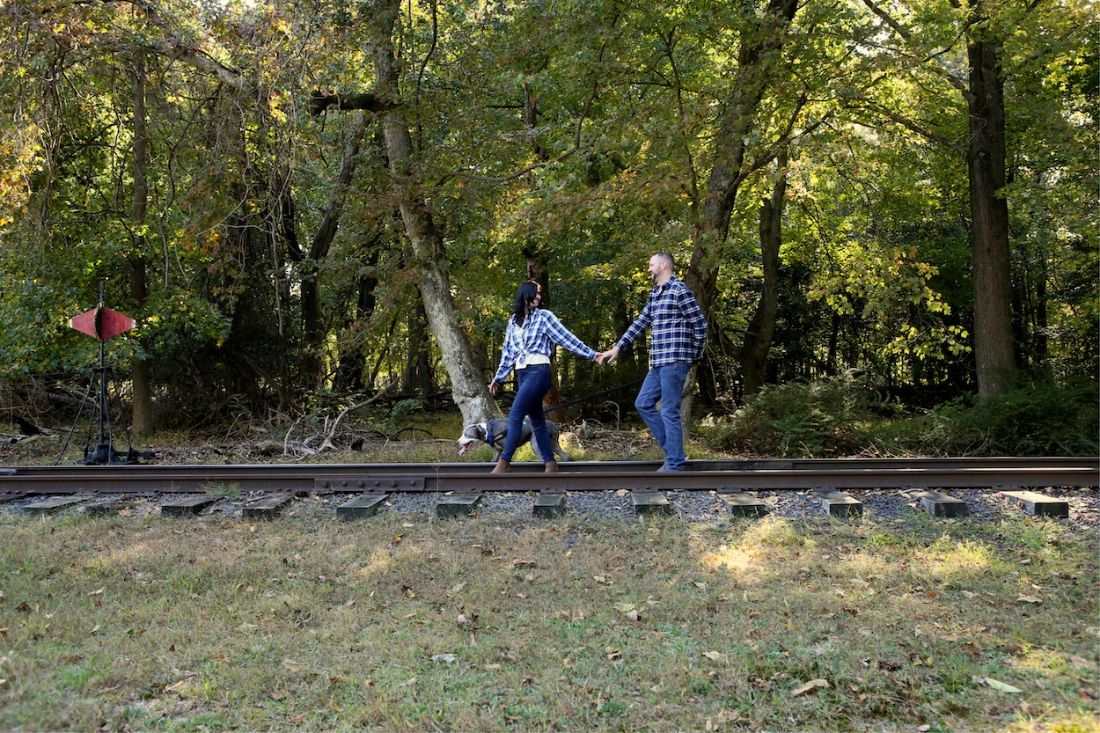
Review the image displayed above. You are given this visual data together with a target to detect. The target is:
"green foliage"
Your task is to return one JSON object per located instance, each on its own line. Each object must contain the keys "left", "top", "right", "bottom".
{"left": 709, "top": 375, "right": 880, "bottom": 457}
{"left": 909, "top": 380, "right": 1100, "bottom": 456}
{"left": 705, "top": 376, "right": 1099, "bottom": 457}
{"left": 0, "top": 0, "right": 1094, "bottom": 428}
{"left": 388, "top": 398, "right": 427, "bottom": 426}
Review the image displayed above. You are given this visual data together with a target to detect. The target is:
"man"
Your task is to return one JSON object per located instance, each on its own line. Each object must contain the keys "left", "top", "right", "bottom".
{"left": 597, "top": 253, "right": 707, "bottom": 471}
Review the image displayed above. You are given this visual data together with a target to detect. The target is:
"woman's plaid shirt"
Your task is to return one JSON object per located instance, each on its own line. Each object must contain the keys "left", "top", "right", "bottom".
{"left": 492, "top": 308, "right": 597, "bottom": 384}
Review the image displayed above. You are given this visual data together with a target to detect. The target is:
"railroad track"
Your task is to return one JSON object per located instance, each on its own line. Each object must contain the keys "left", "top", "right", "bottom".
{"left": 0, "top": 456, "right": 1095, "bottom": 494}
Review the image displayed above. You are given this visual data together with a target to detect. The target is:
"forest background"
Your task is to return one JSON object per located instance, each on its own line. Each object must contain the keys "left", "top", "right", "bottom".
{"left": 0, "top": 0, "right": 1095, "bottom": 456}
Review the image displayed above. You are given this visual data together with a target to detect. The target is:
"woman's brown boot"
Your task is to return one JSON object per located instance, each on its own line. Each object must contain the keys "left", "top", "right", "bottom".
{"left": 544, "top": 460, "right": 559, "bottom": 473}
{"left": 491, "top": 459, "right": 510, "bottom": 474}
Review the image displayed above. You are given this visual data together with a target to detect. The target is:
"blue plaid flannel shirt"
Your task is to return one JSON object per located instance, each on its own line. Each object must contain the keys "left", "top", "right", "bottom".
{"left": 616, "top": 276, "right": 707, "bottom": 367}
{"left": 493, "top": 308, "right": 597, "bottom": 384}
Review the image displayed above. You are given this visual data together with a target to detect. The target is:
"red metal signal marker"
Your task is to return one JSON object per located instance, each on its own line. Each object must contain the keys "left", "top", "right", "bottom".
{"left": 68, "top": 306, "right": 135, "bottom": 341}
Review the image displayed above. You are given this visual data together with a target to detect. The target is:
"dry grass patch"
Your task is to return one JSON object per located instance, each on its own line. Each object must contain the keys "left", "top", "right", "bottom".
{"left": 0, "top": 511, "right": 1096, "bottom": 731}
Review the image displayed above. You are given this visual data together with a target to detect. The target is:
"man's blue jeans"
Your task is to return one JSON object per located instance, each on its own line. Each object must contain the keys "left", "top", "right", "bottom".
{"left": 635, "top": 361, "right": 691, "bottom": 470}
{"left": 500, "top": 363, "right": 553, "bottom": 463}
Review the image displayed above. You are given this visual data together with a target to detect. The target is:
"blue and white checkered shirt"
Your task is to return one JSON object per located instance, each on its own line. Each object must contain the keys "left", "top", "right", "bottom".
{"left": 616, "top": 276, "right": 707, "bottom": 367}
{"left": 493, "top": 308, "right": 597, "bottom": 384}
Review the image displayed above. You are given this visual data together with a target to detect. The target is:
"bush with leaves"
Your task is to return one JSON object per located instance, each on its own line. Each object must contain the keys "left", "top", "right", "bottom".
{"left": 906, "top": 380, "right": 1099, "bottom": 456}
{"left": 707, "top": 375, "right": 883, "bottom": 457}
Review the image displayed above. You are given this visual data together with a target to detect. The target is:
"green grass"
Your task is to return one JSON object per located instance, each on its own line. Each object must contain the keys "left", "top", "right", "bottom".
{"left": 0, "top": 511, "right": 1096, "bottom": 731}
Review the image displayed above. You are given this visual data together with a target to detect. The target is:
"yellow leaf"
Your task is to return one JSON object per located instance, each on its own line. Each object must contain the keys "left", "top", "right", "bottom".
{"left": 791, "top": 678, "right": 830, "bottom": 697}
{"left": 980, "top": 677, "right": 1022, "bottom": 694}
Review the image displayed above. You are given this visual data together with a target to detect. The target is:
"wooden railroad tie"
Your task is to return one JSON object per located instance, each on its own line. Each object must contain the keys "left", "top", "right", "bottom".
{"left": 24, "top": 495, "right": 90, "bottom": 516}
{"left": 161, "top": 494, "right": 219, "bottom": 517}
{"left": 437, "top": 492, "right": 482, "bottom": 519}
{"left": 242, "top": 493, "right": 294, "bottom": 521}
{"left": 632, "top": 490, "right": 672, "bottom": 516}
{"left": 337, "top": 493, "right": 389, "bottom": 520}
{"left": 718, "top": 488, "right": 768, "bottom": 518}
{"left": 813, "top": 488, "right": 863, "bottom": 518}
{"left": 1000, "top": 490, "right": 1070, "bottom": 518}
{"left": 533, "top": 491, "right": 566, "bottom": 519}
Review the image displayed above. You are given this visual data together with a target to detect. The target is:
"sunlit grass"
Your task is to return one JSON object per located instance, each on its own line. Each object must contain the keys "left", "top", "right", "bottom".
{"left": 0, "top": 511, "right": 1095, "bottom": 731}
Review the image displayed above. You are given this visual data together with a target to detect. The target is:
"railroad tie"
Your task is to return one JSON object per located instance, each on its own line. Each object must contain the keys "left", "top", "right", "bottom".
{"left": 337, "top": 493, "right": 389, "bottom": 520}
{"left": 437, "top": 492, "right": 482, "bottom": 519}
{"left": 242, "top": 493, "right": 294, "bottom": 521}
{"left": 1000, "top": 490, "right": 1070, "bottom": 518}
{"left": 717, "top": 488, "right": 768, "bottom": 518}
{"left": 161, "top": 494, "right": 219, "bottom": 517}
{"left": 813, "top": 488, "right": 862, "bottom": 518}
{"left": 24, "top": 495, "right": 91, "bottom": 516}
{"left": 533, "top": 491, "right": 566, "bottom": 519}
{"left": 632, "top": 490, "right": 672, "bottom": 516}
{"left": 905, "top": 489, "right": 969, "bottom": 518}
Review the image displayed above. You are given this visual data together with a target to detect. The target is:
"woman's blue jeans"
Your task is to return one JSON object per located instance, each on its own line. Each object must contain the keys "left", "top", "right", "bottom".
{"left": 500, "top": 363, "right": 553, "bottom": 463}
{"left": 634, "top": 360, "right": 691, "bottom": 469}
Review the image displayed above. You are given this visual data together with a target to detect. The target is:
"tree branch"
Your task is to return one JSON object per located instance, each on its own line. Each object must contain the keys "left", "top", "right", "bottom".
{"left": 859, "top": 0, "right": 970, "bottom": 97}
{"left": 308, "top": 91, "right": 397, "bottom": 116}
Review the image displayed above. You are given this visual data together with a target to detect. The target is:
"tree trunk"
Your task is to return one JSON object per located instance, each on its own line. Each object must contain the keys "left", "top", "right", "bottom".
{"left": 741, "top": 150, "right": 788, "bottom": 396}
{"left": 826, "top": 313, "right": 840, "bottom": 375}
{"left": 334, "top": 246, "right": 382, "bottom": 393}
{"left": 686, "top": 0, "right": 800, "bottom": 301}
{"left": 129, "top": 52, "right": 154, "bottom": 436}
{"left": 370, "top": 0, "right": 496, "bottom": 425}
{"left": 965, "top": 17, "right": 1017, "bottom": 395}
{"left": 403, "top": 302, "right": 433, "bottom": 396}
{"left": 685, "top": 0, "right": 800, "bottom": 399}
{"left": 299, "top": 112, "right": 370, "bottom": 387}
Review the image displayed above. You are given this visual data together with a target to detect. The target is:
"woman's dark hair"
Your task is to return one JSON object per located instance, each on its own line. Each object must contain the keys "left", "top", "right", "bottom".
{"left": 512, "top": 281, "right": 541, "bottom": 326}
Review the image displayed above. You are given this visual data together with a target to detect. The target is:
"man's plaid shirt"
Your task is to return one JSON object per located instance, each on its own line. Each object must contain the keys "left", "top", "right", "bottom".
{"left": 493, "top": 308, "right": 597, "bottom": 384}
{"left": 616, "top": 275, "right": 707, "bottom": 367}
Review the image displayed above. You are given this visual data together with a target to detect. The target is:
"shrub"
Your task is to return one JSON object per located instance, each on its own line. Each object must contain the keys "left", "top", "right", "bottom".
{"left": 702, "top": 376, "right": 1099, "bottom": 458}
{"left": 908, "top": 380, "right": 1099, "bottom": 456}
{"left": 708, "top": 375, "right": 880, "bottom": 457}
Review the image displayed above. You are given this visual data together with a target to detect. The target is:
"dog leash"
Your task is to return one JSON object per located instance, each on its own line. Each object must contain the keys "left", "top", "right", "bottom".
{"left": 541, "top": 377, "right": 646, "bottom": 413}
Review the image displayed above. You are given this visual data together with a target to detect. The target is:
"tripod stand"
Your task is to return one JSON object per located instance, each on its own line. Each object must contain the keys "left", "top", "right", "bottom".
{"left": 56, "top": 284, "right": 155, "bottom": 465}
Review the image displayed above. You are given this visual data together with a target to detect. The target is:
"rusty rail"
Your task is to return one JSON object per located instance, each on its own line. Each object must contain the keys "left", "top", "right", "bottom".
{"left": 0, "top": 457, "right": 1095, "bottom": 494}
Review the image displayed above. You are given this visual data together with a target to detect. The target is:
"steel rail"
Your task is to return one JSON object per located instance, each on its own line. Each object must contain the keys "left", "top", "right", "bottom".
{"left": 3, "top": 455, "right": 1094, "bottom": 478}
{"left": 0, "top": 458, "right": 1095, "bottom": 494}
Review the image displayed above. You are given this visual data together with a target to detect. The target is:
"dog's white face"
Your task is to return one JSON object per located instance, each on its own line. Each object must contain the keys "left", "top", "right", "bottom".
{"left": 456, "top": 422, "right": 488, "bottom": 455}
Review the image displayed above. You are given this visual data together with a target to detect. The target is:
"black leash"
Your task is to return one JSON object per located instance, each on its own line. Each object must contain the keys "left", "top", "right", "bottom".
{"left": 542, "top": 377, "right": 646, "bottom": 413}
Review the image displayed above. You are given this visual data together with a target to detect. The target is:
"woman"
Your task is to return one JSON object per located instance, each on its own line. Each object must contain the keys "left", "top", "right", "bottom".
{"left": 489, "top": 281, "right": 598, "bottom": 473}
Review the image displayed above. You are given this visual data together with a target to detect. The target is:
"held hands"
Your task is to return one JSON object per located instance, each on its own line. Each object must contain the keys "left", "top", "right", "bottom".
{"left": 595, "top": 345, "right": 620, "bottom": 365}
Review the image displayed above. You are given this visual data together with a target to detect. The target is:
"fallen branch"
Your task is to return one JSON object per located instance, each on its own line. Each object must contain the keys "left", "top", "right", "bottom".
{"left": 316, "top": 381, "right": 398, "bottom": 452}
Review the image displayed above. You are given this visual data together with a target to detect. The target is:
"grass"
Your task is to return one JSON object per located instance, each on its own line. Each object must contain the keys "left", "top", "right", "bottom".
{"left": 0, "top": 511, "right": 1097, "bottom": 731}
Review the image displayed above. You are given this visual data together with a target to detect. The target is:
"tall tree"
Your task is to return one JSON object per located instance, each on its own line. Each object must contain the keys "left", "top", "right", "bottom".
{"left": 857, "top": 0, "right": 1029, "bottom": 394}
{"left": 368, "top": 0, "right": 495, "bottom": 425}
{"left": 128, "top": 50, "right": 154, "bottom": 435}
{"left": 741, "top": 148, "right": 789, "bottom": 395}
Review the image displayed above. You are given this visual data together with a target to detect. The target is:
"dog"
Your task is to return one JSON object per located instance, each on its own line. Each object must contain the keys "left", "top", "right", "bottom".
{"left": 456, "top": 418, "right": 569, "bottom": 462}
